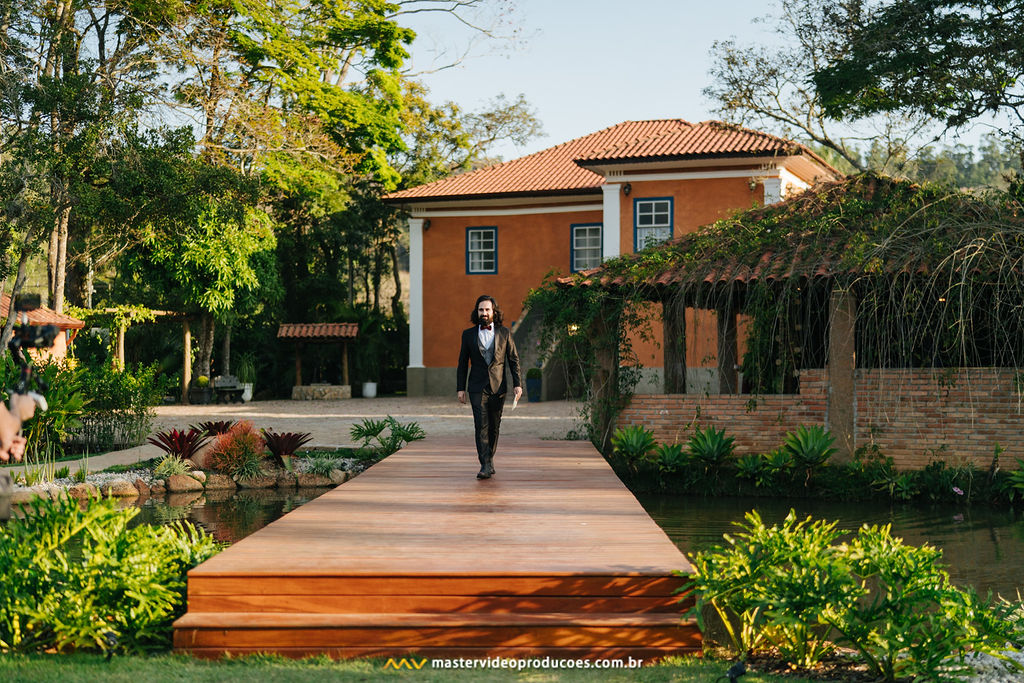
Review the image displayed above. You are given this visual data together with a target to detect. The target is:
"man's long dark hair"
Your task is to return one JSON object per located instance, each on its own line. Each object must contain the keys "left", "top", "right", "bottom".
{"left": 470, "top": 294, "right": 503, "bottom": 326}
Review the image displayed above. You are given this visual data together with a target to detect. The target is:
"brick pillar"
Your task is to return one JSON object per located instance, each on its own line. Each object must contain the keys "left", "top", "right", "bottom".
{"left": 827, "top": 287, "right": 857, "bottom": 461}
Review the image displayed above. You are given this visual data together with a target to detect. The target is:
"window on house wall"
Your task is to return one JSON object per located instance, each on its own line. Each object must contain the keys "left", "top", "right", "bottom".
{"left": 466, "top": 227, "right": 497, "bottom": 274}
{"left": 571, "top": 223, "right": 602, "bottom": 272}
{"left": 634, "top": 197, "right": 673, "bottom": 250}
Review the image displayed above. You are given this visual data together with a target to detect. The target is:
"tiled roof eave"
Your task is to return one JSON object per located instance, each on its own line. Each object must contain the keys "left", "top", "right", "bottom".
{"left": 574, "top": 149, "right": 798, "bottom": 168}
{"left": 383, "top": 186, "right": 602, "bottom": 205}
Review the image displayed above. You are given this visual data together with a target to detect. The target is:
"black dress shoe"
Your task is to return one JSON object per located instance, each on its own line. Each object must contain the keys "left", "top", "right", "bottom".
{"left": 476, "top": 468, "right": 491, "bottom": 479}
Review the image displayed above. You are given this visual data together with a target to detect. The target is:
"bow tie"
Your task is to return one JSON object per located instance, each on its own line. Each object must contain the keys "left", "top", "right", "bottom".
{"left": 480, "top": 324, "right": 492, "bottom": 331}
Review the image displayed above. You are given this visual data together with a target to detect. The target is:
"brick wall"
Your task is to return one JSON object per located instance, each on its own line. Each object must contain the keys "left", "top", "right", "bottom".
{"left": 616, "top": 368, "right": 1024, "bottom": 469}
{"left": 855, "top": 368, "right": 1024, "bottom": 469}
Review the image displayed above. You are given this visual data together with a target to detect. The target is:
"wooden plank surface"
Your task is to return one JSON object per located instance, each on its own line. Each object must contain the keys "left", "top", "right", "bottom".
{"left": 188, "top": 436, "right": 693, "bottom": 578}
{"left": 174, "top": 436, "right": 700, "bottom": 658}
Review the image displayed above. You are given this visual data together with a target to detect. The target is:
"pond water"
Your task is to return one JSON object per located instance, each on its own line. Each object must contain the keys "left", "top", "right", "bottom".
{"left": 635, "top": 493, "right": 1024, "bottom": 599}
{"left": 130, "top": 488, "right": 1024, "bottom": 599}
{"left": 129, "top": 488, "right": 332, "bottom": 545}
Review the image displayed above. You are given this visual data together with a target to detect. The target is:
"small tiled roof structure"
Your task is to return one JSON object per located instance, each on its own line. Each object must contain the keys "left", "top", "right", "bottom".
{"left": 0, "top": 293, "right": 85, "bottom": 330}
{"left": 385, "top": 119, "right": 838, "bottom": 202}
{"left": 277, "top": 323, "right": 359, "bottom": 339}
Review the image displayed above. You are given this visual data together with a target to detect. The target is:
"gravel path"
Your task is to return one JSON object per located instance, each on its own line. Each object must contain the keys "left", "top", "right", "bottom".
{"left": 2, "top": 396, "right": 584, "bottom": 474}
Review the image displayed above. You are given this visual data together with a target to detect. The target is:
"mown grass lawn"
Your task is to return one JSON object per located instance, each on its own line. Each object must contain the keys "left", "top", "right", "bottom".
{"left": 0, "top": 653, "right": 818, "bottom": 682}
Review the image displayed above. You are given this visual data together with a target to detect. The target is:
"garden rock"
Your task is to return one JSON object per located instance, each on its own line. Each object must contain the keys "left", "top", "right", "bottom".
{"left": 100, "top": 478, "right": 140, "bottom": 497}
{"left": 234, "top": 474, "right": 276, "bottom": 489}
{"left": 296, "top": 472, "right": 333, "bottom": 487}
{"left": 133, "top": 478, "right": 149, "bottom": 496}
{"left": 9, "top": 488, "right": 35, "bottom": 505}
{"left": 329, "top": 469, "right": 349, "bottom": 484}
{"left": 68, "top": 482, "right": 100, "bottom": 500}
{"left": 203, "top": 473, "right": 236, "bottom": 490}
{"left": 166, "top": 474, "right": 204, "bottom": 493}
{"left": 276, "top": 471, "right": 297, "bottom": 488}
{"left": 149, "top": 482, "right": 166, "bottom": 495}
{"left": 189, "top": 470, "right": 208, "bottom": 484}
{"left": 191, "top": 442, "right": 217, "bottom": 470}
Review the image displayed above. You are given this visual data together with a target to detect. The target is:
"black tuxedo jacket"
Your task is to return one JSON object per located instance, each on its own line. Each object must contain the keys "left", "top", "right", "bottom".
{"left": 457, "top": 325, "right": 522, "bottom": 394}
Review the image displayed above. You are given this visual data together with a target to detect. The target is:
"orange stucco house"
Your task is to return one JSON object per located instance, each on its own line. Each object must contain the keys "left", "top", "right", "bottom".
{"left": 387, "top": 119, "right": 840, "bottom": 397}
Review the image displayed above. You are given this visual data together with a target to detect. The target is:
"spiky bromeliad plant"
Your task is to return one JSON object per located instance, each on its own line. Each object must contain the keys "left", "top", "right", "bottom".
{"left": 191, "top": 420, "right": 236, "bottom": 436}
{"left": 146, "top": 428, "right": 210, "bottom": 461}
{"left": 262, "top": 430, "right": 313, "bottom": 469}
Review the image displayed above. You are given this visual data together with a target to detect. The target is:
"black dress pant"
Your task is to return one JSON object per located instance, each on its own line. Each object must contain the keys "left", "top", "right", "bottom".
{"left": 469, "top": 390, "right": 505, "bottom": 466}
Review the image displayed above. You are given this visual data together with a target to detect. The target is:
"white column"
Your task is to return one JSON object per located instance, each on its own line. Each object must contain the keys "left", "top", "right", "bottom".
{"left": 601, "top": 184, "right": 621, "bottom": 260}
{"left": 408, "top": 218, "right": 424, "bottom": 368}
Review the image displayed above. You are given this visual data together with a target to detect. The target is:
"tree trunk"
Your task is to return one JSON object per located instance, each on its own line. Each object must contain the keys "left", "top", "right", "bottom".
{"left": 663, "top": 293, "right": 687, "bottom": 393}
{"left": 222, "top": 323, "right": 232, "bottom": 375}
{"left": 347, "top": 254, "right": 354, "bottom": 306}
{"left": 390, "top": 244, "right": 402, "bottom": 320}
{"left": 195, "top": 313, "right": 216, "bottom": 378}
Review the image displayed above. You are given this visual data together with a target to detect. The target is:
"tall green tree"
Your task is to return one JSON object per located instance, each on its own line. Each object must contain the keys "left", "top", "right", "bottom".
{"left": 0, "top": 0, "right": 180, "bottom": 313}
{"left": 703, "top": 0, "right": 934, "bottom": 173}
{"left": 813, "top": 1, "right": 1024, "bottom": 135}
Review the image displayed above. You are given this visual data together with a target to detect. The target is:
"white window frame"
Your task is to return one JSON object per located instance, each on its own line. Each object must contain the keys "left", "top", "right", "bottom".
{"left": 634, "top": 197, "right": 673, "bottom": 250}
{"left": 571, "top": 223, "right": 603, "bottom": 272}
{"left": 466, "top": 226, "right": 497, "bottom": 274}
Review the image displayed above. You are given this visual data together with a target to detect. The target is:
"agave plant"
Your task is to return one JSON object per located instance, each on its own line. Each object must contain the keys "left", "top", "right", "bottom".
{"left": 687, "top": 425, "right": 735, "bottom": 481}
{"left": 192, "top": 420, "right": 236, "bottom": 436}
{"left": 262, "top": 430, "right": 313, "bottom": 469}
{"left": 147, "top": 428, "right": 211, "bottom": 460}
{"left": 783, "top": 425, "right": 837, "bottom": 487}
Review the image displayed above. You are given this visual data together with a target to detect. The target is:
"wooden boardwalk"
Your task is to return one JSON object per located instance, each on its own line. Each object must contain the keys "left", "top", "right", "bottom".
{"left": 173, "top": 436, "right": 700, "bottom": 660}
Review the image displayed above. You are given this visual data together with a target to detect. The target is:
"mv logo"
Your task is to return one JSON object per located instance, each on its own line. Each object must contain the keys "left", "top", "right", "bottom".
{"left": 383, "top": 657, "right": 428, "bottom": 670}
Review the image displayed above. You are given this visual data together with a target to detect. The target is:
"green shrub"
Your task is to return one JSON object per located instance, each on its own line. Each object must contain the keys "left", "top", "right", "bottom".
{"left": 302, "top": 453, "right": 344, "bottom": 477}
{"left": 686, "top": 510, "right": 1024, "bottom": 680}
{"left": 783, "top": 425, "right": 837, "bottom": 487}
{"left": 735, "top": 453, "right": 767, "bottom": 487}
{"left": 153, "top": 455, "right": 193, "bottom": 479}
{"left": 71, "top": 364, "right": 169, "bottom": 453}
{"left": 0, "top": 495, "right": 219, "bottom": 653}
{"left": 653, "top": 443, "right": 689, "bottom": 477}
{"left": 349, "top": 416, "right": 425, "bottom": 457}
{"left": 208, "top": 421, "right": 266, "bottom": 479}
{"left": 611, "top": 425, "right": 656, "bottom": 461}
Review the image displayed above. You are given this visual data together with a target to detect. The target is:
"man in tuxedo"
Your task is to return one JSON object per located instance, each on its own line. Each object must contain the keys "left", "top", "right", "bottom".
{"left": 457, "top": 295, "right": 522, "bottom": 479}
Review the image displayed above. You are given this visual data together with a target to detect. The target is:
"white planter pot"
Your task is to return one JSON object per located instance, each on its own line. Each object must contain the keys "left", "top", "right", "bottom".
{"left": 362, "top": 381, "right": 377, "bottom": 398}
{"left": 241, "top": 383, "right": 254, "bottom": 402}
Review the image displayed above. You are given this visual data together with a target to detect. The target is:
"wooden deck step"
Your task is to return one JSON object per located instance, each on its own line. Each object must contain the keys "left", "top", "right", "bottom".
{"left": 174, "top": 611, "right": 701, "bottom": 651}
{"left": 174, "top": 437, "right": 701, "bottom": 660}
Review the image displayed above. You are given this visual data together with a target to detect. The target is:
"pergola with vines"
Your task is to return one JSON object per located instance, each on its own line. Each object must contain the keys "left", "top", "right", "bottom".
{"left": 534, "top": 173, "right": 1024, "bottom": 453}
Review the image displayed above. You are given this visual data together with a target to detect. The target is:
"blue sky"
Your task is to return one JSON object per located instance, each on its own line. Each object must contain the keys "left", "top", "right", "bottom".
{"left": 401, "top": 0, "right": 993, "bottom": 161}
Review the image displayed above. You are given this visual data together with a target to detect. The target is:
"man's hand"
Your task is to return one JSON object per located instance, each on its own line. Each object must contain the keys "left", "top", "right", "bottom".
{"left": 513, "top": 386, "right": 523, "bottom": 401}
{"left": 457, "top": 391, "right": 466, "bottom": 404}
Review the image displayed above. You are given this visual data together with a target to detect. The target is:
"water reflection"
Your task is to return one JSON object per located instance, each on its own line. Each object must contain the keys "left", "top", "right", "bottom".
{"left": 636, "top": 494, "right": 1024, "bottom": 598}
{"left": 131, "top": 488, "right": 331, "bottom": 545}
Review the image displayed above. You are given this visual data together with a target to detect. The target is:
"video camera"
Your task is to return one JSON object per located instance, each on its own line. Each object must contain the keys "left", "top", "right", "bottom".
{"left": 1, "top": 293, "right": 58, "bottom": 520}
{"left": 9, "top": 294, "right": 59, "bottom": 352}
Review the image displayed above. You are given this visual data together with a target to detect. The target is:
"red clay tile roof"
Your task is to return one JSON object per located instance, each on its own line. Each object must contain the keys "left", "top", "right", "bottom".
{"left": 575, "top": 121, "right": 826, "bottom": 165}
{"left": 0, "top": 294, "right": 85, "bottom": 330}
{"left": 386, "top": 119, "right": 838, "bottom": 202}
{"left": 277, "top": 323, "right": 359, "bottom": 340}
